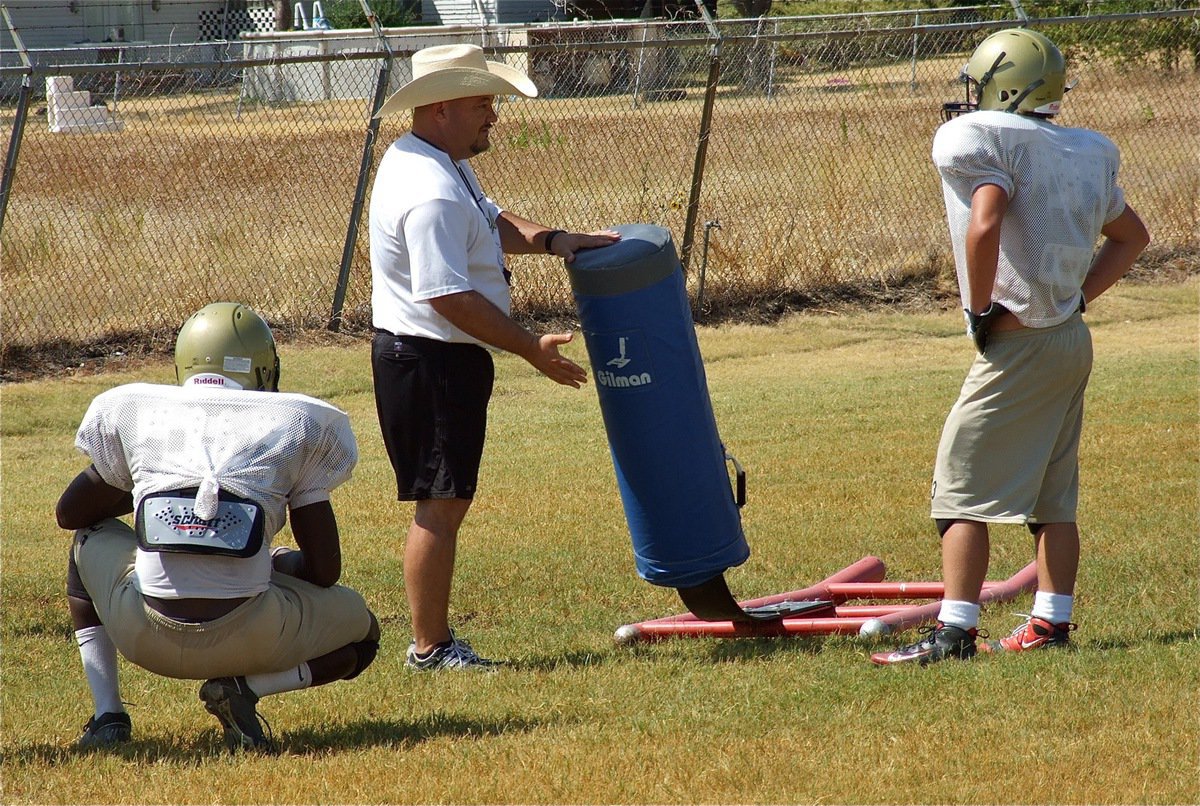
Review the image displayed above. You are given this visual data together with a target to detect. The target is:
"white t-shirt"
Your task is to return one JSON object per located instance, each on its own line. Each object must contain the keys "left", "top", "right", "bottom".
{"left": 75, "top": 382, "right": 357, "bottom": 599}
{"left": 369, "top": 133, "right": 510, "bottom": 343}
{"left": 933, "top": 110, "right": 1127, "bottom": 327}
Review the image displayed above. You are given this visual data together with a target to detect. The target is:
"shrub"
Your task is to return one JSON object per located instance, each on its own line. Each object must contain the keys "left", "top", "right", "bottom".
{"left": 323, "top": 0, "right": 421, "bottom": 29}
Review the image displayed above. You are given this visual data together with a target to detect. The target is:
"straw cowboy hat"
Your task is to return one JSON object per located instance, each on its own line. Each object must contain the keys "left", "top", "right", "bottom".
{"left": 374, "top": 43, "right": 538, "bottom": 117}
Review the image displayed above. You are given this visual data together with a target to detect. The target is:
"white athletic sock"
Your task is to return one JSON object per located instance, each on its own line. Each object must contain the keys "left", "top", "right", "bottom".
{"left": 1031, "top": 591, "right": 1074, "bottom": 624}
{"left": 937, "top": 599, "right": 981, "bottom": 631}
{"left": 75, "top": 626, "right": 124, "bottom": 717}
{"left": 243, "top": 663, "right": 312, "bottom": 698}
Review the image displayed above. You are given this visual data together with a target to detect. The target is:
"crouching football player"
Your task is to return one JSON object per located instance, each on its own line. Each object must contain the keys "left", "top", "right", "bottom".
{"left": 59, "top": 302, "right": 380, "bottom": 751}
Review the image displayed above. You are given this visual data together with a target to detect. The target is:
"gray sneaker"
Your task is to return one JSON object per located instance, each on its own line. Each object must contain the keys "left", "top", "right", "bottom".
{"left": 406, "top": 631, "right": 500, "bottom": 671}
{"left": 199, "top": 676, "right": 274, "bottom": 752}
{"left": 77, "top": 711, "right": 131, "bottom": 749}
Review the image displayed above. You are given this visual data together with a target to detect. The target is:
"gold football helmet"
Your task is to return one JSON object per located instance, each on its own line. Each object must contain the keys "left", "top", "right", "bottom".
{"left": 174, "top": 302, "right": 280, "bottom": 391}
{"left": 943, "top": 28, "right": 1066, "bottom": 120}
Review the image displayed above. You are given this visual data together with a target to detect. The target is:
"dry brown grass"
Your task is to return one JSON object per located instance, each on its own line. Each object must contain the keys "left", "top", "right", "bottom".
{"left": 2, "top": 50, "right": 1197, "bottom": 361}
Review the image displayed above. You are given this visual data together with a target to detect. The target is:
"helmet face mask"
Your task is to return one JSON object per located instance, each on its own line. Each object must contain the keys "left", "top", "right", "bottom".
{"left": 941, "top": 68, "right": 978, "bottom": 121}
{"left": 942, "top": 28, "right": 1066, "bottom": 121}
{"left": 174, "top": 303, "right": 280, "bottom": 391}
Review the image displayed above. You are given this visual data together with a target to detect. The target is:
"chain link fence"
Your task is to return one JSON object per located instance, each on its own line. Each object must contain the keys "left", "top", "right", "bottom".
{"left": 2, "top": 3, "right": 1198, "bottom": 371}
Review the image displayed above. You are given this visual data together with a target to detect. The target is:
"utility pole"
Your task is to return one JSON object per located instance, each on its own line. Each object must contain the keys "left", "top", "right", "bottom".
{"left": 275, "top": 0, "right": 293, "bottom": 30}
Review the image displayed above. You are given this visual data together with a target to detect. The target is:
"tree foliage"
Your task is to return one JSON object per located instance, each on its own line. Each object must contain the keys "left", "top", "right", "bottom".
{"left": 730, "top": 0, "right": 774, "bottom": 17}
{"left": 716, "top": 0, "right": 1197, "bottom": 73}
{"left": 323, "top": 0, "right": 421, "bottom": 29}
{"left": 1028, "top": 2, "right": 1200, "bottom": 73}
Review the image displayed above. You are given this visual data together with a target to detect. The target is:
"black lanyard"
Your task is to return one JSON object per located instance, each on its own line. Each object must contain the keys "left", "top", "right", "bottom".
{"left": 411, "top": 133, "right": 495, "bottom": 233}
{"left": 451, "top": 161, "right": 497, "bottom": 234}
{"left": 410, "top": 133, "right": 507, "bottom": 283}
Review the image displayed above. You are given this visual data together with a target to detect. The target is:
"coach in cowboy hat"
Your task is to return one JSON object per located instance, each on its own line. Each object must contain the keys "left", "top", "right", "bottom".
{"left": 367, "top": 43, "right": 619, "bottom": 670}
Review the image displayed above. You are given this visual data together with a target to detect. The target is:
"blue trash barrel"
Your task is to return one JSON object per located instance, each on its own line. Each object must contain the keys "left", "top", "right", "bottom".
{"left": 567, "top": 223, "right": 749, "bottom": 588}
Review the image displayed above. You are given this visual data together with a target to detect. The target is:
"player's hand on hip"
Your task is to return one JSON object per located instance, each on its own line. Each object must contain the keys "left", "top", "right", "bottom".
{"left": 270, "top": 545, "right": 305, "bottom": 578}
{"left": 964, "top": 303, "right": 1008, "bottom": 353}
{"left": 533, "top": 332, "right": 588, "bottom": 388}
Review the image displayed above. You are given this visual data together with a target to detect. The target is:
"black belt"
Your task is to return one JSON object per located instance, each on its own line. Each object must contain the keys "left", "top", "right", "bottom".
{"left": 373, "top": 328, "right": 424, "bottom": 339}
{"left": 373, "top": 330, "right": 481, "bottom": 352}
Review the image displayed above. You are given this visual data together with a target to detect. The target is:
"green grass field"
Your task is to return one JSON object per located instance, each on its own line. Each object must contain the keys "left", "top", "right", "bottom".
{"left": 2, "top": 280, "right": 1196, "bottom": 803}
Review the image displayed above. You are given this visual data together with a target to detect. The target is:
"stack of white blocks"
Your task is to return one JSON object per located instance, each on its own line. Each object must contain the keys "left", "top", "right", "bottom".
{"left": 46, "top": 76, "right": 123, "bottom": 133}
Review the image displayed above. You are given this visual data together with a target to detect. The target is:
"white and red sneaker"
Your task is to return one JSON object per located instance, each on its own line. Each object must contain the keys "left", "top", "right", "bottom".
{"left": 980, "top": 615, "right": 1076, "bottom": 654}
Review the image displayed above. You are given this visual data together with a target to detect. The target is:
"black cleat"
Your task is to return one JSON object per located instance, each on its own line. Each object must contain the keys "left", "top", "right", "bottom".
{"left": 76, "top": 711, "right": 132, "bottom": 749}
{"left": 870, "top": 622, "right": 981, "bottom": 666}
{"left": 199, "top": 676, "right": 274, "bottom": 752}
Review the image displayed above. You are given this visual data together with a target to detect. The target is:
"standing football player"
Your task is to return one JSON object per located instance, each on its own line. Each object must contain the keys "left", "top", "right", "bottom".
{"left": 872, "top": 28, "right": 1149, "bottom": 665}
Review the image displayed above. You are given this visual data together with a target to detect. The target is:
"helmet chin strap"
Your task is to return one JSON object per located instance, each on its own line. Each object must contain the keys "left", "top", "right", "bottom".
{"left": 974, "top": 50, "right": 1008, "bottom": 106}
{"left": 1004, "top": 77, "right": 1047, "bottom": 113}
{"left": 254, "top": 356, "right": 281, "bottom": 392}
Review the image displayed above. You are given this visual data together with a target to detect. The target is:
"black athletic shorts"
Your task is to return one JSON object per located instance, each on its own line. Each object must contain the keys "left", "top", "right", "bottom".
{"left": 371, "top": 331, "right": 494, "bottom": 501}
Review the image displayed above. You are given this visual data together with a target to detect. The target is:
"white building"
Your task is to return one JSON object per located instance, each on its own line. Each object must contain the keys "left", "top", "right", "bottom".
{"left": 0, "top": 0, "right": 582, "bottom": 58}
{"left": 1, "top": 0, "right": 662, "bottom": 99}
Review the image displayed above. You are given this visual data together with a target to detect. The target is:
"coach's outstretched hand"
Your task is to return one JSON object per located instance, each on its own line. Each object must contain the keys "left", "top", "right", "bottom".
{"left": 527, "top": 332, "right": 588, "bottom": 388}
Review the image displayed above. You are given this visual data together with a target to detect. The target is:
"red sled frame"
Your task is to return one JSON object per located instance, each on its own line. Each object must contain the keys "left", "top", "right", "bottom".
{"left": 613, "top": 555, "right": 1038, "bottom": 644}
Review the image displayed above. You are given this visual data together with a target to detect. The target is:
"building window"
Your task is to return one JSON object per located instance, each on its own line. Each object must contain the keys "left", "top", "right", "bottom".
{"left": 81, "top": 0, "right": 145, "bottom": 42}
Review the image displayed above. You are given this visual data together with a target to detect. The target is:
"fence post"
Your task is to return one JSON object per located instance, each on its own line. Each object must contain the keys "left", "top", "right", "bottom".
{"left": 910, "top": 12, "right": 918, "bottom": 93}
{"left": 320, "top": 37, "right": 331, "bottom": 100}
{"left": 0, "top": 6, "right": 33, "bottom": 237}
{"left": 630, "top": 23, "right": 649, "bottom": 109}
{"left": 680, "top": 1, "right": 722, "bottom": 275}
{"left": 767, "top": 19, "right": 779, "bottom": 100}
{"left": 328, "top": 0, "right": 394, "bottom": 331}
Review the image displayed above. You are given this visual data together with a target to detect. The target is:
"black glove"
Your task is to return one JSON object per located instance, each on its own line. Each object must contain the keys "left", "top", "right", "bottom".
{"left": 964, "top": 303, "right": 1008, "bottom": 354}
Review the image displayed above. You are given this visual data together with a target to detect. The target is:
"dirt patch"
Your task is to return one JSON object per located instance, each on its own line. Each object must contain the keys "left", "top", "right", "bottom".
{"left": 0, "top": 320, "right": 348, "bottom": 385}
{"left": 3, "top": 256, "right": 1194, "bottom": 385}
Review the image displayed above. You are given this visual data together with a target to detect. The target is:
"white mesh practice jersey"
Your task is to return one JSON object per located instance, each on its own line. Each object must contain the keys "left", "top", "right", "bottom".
{"left": 75, "top": 383, "right": 357, "bottom": 598}
{"left": 933, "top": 110, "right": 1127, "bottom": 327}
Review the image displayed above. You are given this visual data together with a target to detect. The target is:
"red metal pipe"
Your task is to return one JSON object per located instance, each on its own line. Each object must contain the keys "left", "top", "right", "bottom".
{"left": 867, "top": 560, "right": 1037, "bottom": 635}
{"left": 826, "top": 579, "right": 1007, "bottom": 600}
{"left": 633, "top": 555, "right": 886, "bottom": 628}
{"left": 833, "top": 605, "right": 914, "bottom": 617}
{"left": 614, "top": 559, "right": 1039, "bottom": 644}
{"left": 630, "top": 616, "right": 871, "bottom": 640}
{"left": 826, "top": 582, "right": 948, "bottom": 599}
